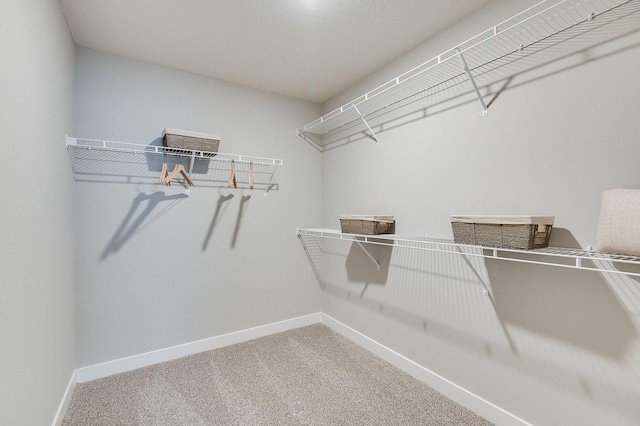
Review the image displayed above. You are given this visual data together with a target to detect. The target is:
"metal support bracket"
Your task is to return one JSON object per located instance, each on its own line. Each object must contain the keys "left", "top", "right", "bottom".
{"left": 456, "top": 49, "right": 488, "bottom": 116}
{"left": 455, "top": 246, "right": 492, "bottom": 297}
{"left": 352, "top": 104, "right": 380, "bottom": 145}
{"left": 263, "top": 164, "right": 278, "bottom": 196}
{"left": 355, "top": 238, "right": 381, "bottom": 270}
{"left": 297, "top": 231, "right": 324, "bottom": 285}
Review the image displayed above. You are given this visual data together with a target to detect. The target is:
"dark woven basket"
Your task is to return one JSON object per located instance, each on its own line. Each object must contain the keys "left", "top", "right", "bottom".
{"left": 162, "top": 129, "right": 219, "bottom": 156}
{"left": 451, "top": 216, "right": 553, "bottom": 250}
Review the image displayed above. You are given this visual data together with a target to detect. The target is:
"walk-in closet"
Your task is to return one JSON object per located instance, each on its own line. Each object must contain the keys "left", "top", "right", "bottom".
{"left": 3, "top": 1, "right": 640, "bottom": 425}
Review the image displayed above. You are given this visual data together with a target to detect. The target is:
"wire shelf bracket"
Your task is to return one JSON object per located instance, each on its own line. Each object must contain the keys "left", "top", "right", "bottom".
{"left": 354, "top": 238, "right": 381, "bottom": 270}
{"left": 455, "top": 245, "right": 492, "bottom": 297}
{"left": 457, "top": 49, "right": 488, "bottom": 117}
{"left": 352, "top": 104, "right": 380, "bottom": 145}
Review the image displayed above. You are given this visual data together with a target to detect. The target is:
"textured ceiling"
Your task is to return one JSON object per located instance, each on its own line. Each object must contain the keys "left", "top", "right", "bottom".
{"left": 60, "top": 0, "right": 494, "bottom": 103}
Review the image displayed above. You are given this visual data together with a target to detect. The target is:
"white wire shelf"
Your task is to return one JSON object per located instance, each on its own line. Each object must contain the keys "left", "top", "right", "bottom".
{"left": 297, "top": 0, "right": 635, "bottom": 149}
{"left": 66, "top": 136, "right": 282, "bottom": 192}
{"left": 296, "top": 228, "right": 640, "bottom": 278}
{"left": 67, "top": 137, "right": 283, "bottom": 165}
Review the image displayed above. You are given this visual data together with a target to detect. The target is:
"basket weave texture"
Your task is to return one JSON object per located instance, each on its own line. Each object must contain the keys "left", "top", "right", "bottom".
{"left": 451, "top": 215, "right": 554, "bottom": 250}
{"left": 340, "top": 215, "right": 395, "bottom": 235}
{"left": 162, "top": 129, "right": 220, "bottom": 156}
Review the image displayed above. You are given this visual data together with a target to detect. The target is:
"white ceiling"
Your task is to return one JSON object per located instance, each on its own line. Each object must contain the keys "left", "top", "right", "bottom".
{"left": 59, "top": 0, "right": 494, "bottom": 103}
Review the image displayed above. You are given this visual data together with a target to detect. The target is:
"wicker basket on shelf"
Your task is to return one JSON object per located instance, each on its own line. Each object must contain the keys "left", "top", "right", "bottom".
{"left": 339, "top": 215, "right": 395, "bottom": 235}
{"left": 451, "top": 215, "right": 554, "bottom": 250}
{"left": 162, "top": 128, "right": 220, "bottom": 156}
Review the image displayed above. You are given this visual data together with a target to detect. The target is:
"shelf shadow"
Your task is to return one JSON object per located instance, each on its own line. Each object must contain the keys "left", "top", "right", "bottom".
{"left": 231, "top": 195, "right": 251, "bottom": 249}
{"left": 101, "top": 191, "right": 188, "bottom": 260}
{"left": 346, "top": 238, "right": 394, "bottom": 293}
{"left": 202, "top": 193, "right": 235, "bottom": 251}
{"left": 486, "top": 229, "right": 638, "bottom": 360}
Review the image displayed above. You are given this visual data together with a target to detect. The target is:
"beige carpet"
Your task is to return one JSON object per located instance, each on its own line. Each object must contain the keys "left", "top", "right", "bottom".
{"left": 63, "top": 324, "right": 492, "bottom": 425}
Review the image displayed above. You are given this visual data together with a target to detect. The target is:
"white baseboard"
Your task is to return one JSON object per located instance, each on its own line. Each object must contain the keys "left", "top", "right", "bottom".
{"left": 75, "top": 312, "right": 322, "bottom": 383}
{"left": 52, "top": 370, "right": 76, "bottom": 426}
{"left": 64, "top": 311, "right": 527, "bottom": 426}
{"left": 320, "top": 313, "right": 532, "bottom": 426}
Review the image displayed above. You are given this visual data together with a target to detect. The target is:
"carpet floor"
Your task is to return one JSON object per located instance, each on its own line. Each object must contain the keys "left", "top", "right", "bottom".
{"left": 62, "top": 324, "right": 492, "bottom": 425}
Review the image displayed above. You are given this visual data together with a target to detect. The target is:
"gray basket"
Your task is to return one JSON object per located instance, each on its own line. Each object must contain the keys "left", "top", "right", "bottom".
{"left": 451, "top": 215, "right": 554, "bottom": 250}
{"left": 162, "top": 128, "right": 219, "bottom": 156}
{"left": 340, "top": 215, "right": 395, "bottom": 235}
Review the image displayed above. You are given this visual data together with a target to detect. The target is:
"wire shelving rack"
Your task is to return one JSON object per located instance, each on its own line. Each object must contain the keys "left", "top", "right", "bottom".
{"left": 297, "top": 228, "right": 640, "bottom": 282}
{"left": 297, "top": 0, "right": 636, "bottom": 150}
{"left": 66, "top": 136, "right": 283, "bottom": 193}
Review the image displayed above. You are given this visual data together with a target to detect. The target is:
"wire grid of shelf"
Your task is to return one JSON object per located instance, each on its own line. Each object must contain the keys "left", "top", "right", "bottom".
{"left": 66, "top": 137, "right": 282, "bottom": 191}
{"left": 297, "top": 0, "right": 634, "bottom": 148}
{"left": 297, "top": 228, "right": 640, "bottom": 278}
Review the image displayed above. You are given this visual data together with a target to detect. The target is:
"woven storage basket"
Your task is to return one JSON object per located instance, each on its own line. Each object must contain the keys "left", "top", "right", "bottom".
{"left": 596, "top": 189, "right": 640, "bottom": 256}
{"left": 340, "top": 215, "right": 395, "bottom": 235}
{"left": 451, "top": 215, "right": 554, "bottom": 250}
{"left": 162, "top": 128, "right": 220, "bottom": 156}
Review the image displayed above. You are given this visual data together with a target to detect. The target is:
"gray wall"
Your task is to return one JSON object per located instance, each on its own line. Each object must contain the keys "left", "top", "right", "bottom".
{"left": 3, "top": 1, "right": 638, "bottom": 424}
{"left": 0, "top": 1, "right": 76, "bottom": 425}
{"left": 74, "top": 48, "right": 323, "bottom": 366}
{"left": 319, "top": 0, "right": 640, "bottom": 425}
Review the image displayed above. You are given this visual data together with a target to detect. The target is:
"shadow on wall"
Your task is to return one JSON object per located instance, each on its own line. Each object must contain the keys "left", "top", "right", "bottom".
{"left": 315, "top": 243, "right": 640, "bottom": 423}
{"left": 101, "top": 191, "right": 188, "bottom": 259}
{"left": 202, "top": 193, "right": 251, "bottom": 250}
{"left": 298, "top": 234, "right": 496, "bottom": 352}
{"left": 487, "top": 229, "right": 638, "bottom": 360}
{"left": 101, "top": 189, "right": 255, "bottom": 260}
{"left": 202, "top": 193, "right": 234, "bottom": 250}
{"left": 488, "top": 260, "right": 638, "bottom": 359}
{"left": 346, "top": 238, "right": 394, "bottom": 288}
{"left": 314, "top": 244, "right": 502, "bottom": 357}
{"left": 303, "top": 228, "right": 638, "bottom": 361}
{"left": 231, "top": 195, "right": 251, "bottom": 248}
